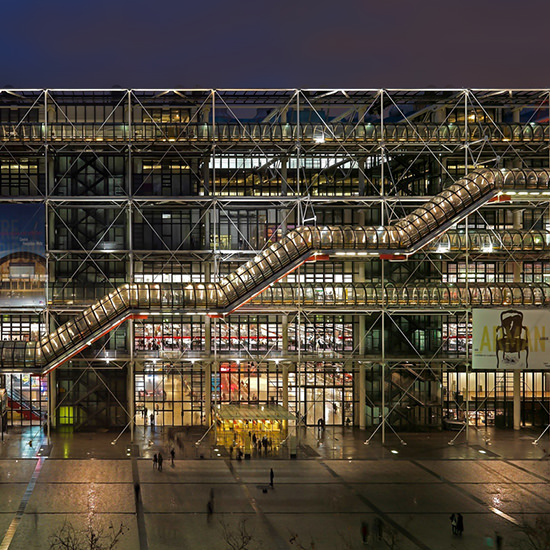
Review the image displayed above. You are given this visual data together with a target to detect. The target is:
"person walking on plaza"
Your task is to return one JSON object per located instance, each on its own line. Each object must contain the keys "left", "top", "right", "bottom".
{"left": 456, "top": 513, "right": 464, "bottom": 536}
{"left": 374, "top": 517, "right": 383, "bottom": 541}
{"left": 361, "top": 521, "right": 369, "bottom": 545}
{"left": 170, "top": 447, "right": 175, "bottom": 466}
{"left": 270, "top": 468, "right": 274, "bottom": 488}
{"left": 450, "top": 513, "right": 457, "bottom": 534}
{"left": 206, "top": 498, "right": 213, "bottom": 523}
{"left": 150, "top": 413, "right": 155, "bottom": 428}
{"left": 153, "top": 453, "right": 158, "bottom": 469}
{"left": 158, "top": 452, "right": 163, "bottom": 472}
{"left": 206, "top": 488, "right": 214, "bottom": 523}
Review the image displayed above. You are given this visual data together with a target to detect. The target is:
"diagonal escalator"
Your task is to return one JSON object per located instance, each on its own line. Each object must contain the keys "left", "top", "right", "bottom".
{"left": 1, "top": 167, "right": 548, "bottom": 374}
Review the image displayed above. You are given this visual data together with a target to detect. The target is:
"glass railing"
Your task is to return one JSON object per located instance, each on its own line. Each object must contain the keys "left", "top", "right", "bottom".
{"left": 430, "top": 229, "right": 550, "bottom": 253}
{"left": 252, "top": 283, "right": 550, "bottom": 308}
{"left": 2, "top": 122, "right": 550, "bottom": 143}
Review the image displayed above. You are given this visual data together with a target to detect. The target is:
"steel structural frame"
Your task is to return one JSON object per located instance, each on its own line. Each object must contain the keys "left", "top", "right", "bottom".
{"left": 1, "top": 88, "right": 550, "bottom": 434}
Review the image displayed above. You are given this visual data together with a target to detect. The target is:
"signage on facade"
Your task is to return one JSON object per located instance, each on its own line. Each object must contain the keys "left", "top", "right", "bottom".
{"left": 472, "top": 309, "right": 550, "bottom": 369}
{"left": 0, "top": 205, "right": 45, "bottom": 307}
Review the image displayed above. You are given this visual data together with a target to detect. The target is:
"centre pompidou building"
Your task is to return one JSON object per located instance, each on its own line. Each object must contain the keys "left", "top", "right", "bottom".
{"left": 0, "top": 88, "right": 549, "bottom": 443}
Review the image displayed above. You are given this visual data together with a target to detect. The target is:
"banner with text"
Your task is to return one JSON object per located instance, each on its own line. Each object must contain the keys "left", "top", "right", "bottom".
{"left": 472, "top": 309, "right": 550, "bottom": 369}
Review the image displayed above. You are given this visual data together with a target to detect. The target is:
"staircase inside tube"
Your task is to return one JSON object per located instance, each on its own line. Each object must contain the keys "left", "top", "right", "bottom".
{"left": 2, "top": 167, "right": 550, "bottom": 373}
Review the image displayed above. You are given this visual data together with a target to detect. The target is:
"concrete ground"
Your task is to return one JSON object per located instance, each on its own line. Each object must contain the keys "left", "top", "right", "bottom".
{"left": 0, "top": 424, "right": 548, "bottom": 549}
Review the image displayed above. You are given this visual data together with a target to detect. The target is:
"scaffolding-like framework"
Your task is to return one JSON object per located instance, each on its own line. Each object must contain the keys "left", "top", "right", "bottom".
{"left": 1, "top": 88, "right": 550, "bottom": 440}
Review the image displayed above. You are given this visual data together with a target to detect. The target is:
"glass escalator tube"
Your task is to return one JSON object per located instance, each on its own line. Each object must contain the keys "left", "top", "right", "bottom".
{"left": 194, "top": 285, "right": 208, "bottom": 309}
{"left": 19, "top": 167, "right": 550, "bottom": 373}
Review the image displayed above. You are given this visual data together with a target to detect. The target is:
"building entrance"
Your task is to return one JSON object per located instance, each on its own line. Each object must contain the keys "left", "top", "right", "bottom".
{"left": 214, "top": 404, "right": 295, "bottom": 457}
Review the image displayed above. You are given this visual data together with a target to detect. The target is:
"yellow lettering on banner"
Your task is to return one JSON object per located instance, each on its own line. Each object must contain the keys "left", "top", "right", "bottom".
{"left": 480, "top": 326, "right": 492, "bottom": 352}
{"left": 534, "top": 326, "right": 546, "bottom": 352}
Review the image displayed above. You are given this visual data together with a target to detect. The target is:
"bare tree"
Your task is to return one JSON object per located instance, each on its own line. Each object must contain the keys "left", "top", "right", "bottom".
{"left": 515, "top": 515, "right": 550, "bottom": 550}
{"left": 290, "top": 523, "right": 404, "bottom": 550}
{"left": 288, "top": 533, "right": 315, "bottom": 549}
{"left": 49, "top": 519, "right": 127, "bottom": 550}
{"left": 219, "top": 519, "right": 257, "bottom": 550}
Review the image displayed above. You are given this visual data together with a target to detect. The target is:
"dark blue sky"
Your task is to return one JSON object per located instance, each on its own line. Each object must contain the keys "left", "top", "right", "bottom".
{"left": 2, "top": 0, "right": 550, "bottom": 89}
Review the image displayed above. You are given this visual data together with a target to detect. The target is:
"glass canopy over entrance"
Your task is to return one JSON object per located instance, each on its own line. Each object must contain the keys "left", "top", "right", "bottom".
{"left": 214, "top": 403, "right": 296, "bottom": 456}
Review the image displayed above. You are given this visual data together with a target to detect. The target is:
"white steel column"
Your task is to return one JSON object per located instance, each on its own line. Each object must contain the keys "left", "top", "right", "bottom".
{"left": 47, "top": 371, "right": 55, "bottom": 442}
{"left": 282, "top": 364, "right": 289, "bottom": 411}
{"left": 205, "top": 362, "right": 212, "bottom": 425}
{"left": 282, "top": 314, "right": 289, "bottom": 411}
{"left": 464, "top": 90, "right": 470, "bottom": 443}
{"left": 128, "top": 318, "right": 135, "bottom": 443}
{"left": 513, "top": 209, "right": 523, "bottom": 430}
{"left": 381, "top": 316, "right": 385, "bottom": 445}
{"left": 357, "top": 204, "right": 366, "bottom": 430}
{"left": 281, "top": 157, "right": 288, "bottom": 235}
{"left": 127, "top": 101, "right": 135, "bottom": 441}
{"left": 380, "top": 90, "right": 386, "bottom": 445}
{"left": 358, "top": 363, "right": 366, "bottom": 430}
{"left": 44, "top": 90, "right": 53, "bottom": 441}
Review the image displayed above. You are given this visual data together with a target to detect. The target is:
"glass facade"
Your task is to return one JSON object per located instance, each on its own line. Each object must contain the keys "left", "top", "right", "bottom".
{"left": 0, "top": 89, "right": 549, "bottom": 434}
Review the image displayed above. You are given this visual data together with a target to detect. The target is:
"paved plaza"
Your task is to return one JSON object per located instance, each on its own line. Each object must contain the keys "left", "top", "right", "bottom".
{"left": 0, "top": 425, "right": 548, "bottom": 549}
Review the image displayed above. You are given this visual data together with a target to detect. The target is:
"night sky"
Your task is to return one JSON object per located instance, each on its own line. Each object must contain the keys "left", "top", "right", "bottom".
{"left": 2, "top": 0, "right": 550, "bottom": 89}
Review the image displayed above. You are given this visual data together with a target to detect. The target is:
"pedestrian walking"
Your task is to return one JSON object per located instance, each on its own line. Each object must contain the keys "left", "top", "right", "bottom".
{"left": 270, "top": 468, "right": 274, "bottom": 488}
{"left": 158, "top": 452, "right": 163, "bottom": 472}
{"left": 206, "top": 488, "right": 214, "bottom": 523}
{"left": 153, "top": 453, "right": 158, "bottom": 469}
{"left": 456, "top": 513, "right": 464, "bottom": 536}
{"left": 450, "top": 513, "right": 457, "bottom": 535}
{"left": 374, "top": 517, "right": 383, "bottom": 541}
{"left": 206, "top": 499, "right": 213, "bottom": 523}
{"left": 170, "top": 447, "right": 175, "bottom": 466}
{"left": 361, "top": 521, "right": 369, "bottom": 544}
{"left": 150, "top": 413, "right": 155, "bottom": 427}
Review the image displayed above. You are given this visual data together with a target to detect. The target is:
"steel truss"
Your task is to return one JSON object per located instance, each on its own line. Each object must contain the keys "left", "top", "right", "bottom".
{"left": 1, "top": 88, "right": 550, "bottom": 436}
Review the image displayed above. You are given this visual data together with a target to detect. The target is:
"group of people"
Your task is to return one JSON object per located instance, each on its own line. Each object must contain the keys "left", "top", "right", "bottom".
{"left": 450, "top": 513, "right": 464, "bottom": 536}
{"left": 152, "top": 448, "right": 176, "bottom": 471}
{"left": 152, "top": 452, "right": 164, "bottom": 471}
{"left": 141, "top": 407, "right": 157, "bottom": 428}
{"left": 252, "top": 433, "right": 272, "bottom": 454}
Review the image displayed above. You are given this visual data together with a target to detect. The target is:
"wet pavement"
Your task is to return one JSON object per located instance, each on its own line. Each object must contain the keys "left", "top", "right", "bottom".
{"left": 0, "top": 424, "right": 548, "bottom": 549}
